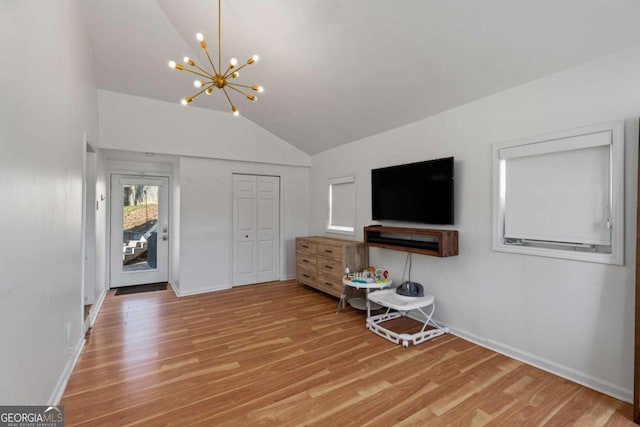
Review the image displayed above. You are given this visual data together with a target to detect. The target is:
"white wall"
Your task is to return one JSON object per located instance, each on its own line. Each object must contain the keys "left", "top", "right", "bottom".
{"left": 309, "top": 45, "right": 640, "bottom": 401}
{"left": 97, "top": 91, "right": 311, "bottom": 296}
{"left": 0, "top": 0, "right": 98, "bottom": 404}
{"left": 177, "top": 157, "right": 309, "bottom": 296}
{"left": 100, "top": 154, "right": 308, "bottom": 296}
{"left": 98, "top": 90, "right": 310, "bottom": 167}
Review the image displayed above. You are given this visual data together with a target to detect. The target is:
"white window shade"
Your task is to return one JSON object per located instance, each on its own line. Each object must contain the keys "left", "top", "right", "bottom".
{"left": 503, "top": 145, "right": 610, "bottom": 245}
{"left": 328, "top": 175, "right": 356, "bottom": 234}
{"left": 492, "top": 121, "right": 624, "bottom": 265}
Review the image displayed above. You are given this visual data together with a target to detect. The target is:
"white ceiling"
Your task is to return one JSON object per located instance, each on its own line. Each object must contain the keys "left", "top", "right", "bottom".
{"left": 83, "top": 0, "right": 640, "bottom": 155}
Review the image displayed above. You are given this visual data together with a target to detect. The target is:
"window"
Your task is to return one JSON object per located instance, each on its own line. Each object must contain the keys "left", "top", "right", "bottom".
{"left": 492, "top": 122, "right": 624, "bottom": 265}
{"left": 327, "top": 175, "right": 356, "bottom": 235}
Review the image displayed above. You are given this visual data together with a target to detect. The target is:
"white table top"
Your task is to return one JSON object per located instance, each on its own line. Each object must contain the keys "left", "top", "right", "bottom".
{"left": 342, "top": 276, "right": 393, "bottom": 290}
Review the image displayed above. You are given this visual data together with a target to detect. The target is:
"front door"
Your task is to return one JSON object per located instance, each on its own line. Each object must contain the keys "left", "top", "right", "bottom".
{"left": 233, "top": 174, "right": 280, "bottom": 286}
{"left": 110, "top": 175, "right": 169, "bottom": 287}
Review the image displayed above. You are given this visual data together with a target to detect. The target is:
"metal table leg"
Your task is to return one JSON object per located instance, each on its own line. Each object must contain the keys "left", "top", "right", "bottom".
{"left": 336, "top": 285, "right": 348, "bottom": 313}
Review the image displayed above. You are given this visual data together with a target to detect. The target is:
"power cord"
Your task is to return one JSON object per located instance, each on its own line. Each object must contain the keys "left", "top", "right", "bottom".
{"left": 401, "top": 252, "right": 412, "bottom": 283}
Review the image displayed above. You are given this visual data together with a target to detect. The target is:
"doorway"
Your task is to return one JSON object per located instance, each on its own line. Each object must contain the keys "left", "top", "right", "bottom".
{"left": 110, "top": 175, "right": 169, "bottom": 287}
{"left": 232, "top": 174, "right": 280, "bottom": 286}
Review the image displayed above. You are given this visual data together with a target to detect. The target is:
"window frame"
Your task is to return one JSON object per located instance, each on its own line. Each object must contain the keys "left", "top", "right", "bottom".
{"left": 326, "top": 174, "right": 357, "bottom": 236}
{"left": 492, "top": 121, "right": 624, "bottom": 265}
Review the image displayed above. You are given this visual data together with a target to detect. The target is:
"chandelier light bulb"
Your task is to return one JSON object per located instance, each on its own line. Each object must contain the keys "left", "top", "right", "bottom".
{"left": 184, "top": 57, "right": 195, "bottom": 66}
{"left": 181, "top": 97, "right": 192, "bottom": 106}
{"left": 196, "top": 33, "right": 204, "bottom": 42}
{"left": 193, "top": 80, "right": 202, "bottom": 88}
{"left": 229, "top": 58, "right": 238, "bottom": 67}
{"left": 255, "top": 86, "right": 264, "bottom": 93}
{"left": 252, "top": 54, "right": 259, "bottom": 63}
{"left": 231, "top": 72, "right": 239, "bottom": 79}
{"left": 206, "top": 88, "right": 213, "bottom": 95}
{"left": 168, "top": 60, "right": 176, "bottom": 69}
{"left": 232, "top": 105, "right": 239, "bottom": 116}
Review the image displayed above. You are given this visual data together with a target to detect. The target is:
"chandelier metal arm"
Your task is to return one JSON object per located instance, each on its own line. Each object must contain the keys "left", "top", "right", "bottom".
{"left": 222, "top": 65, "right": 234, "bottom": 78}
{"left": 218, "top": 0, "right": 222, "bottom": 72}
{"left": 190, "top": 61, "right": 215, "bottom": 78}
{"left": 190, "top": 84, "right": 215, "bottom": 101}
{"left": 227, "top": 83, "right": 247, "bottom": 96}
{"left": 181, "top": 66, "right": 215, "bottom": 80}
{"left": 221, "top": 87, "right": 235, "bottom": 110}
{"left": 202, "top": 46, "right": 219, "bottom": 76}
{"left": 227, "top": 84, "right": 256, "bottom": 102}
{"left": 226, "top": 83, "right": 255, "bottom": 90}
{"left": 224, "top": 61, "right": 251, "bottom": 78}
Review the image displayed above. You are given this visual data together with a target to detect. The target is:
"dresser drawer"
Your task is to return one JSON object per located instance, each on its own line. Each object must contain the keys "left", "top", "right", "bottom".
{"left": 296, "top": 239, "right": 317, "bottom": 255}
{"left": 297, "top": 270, "right": 317, "bottom": 287}
{"left": 316, "top": 244, "right": 343, "bottom": 260}
{"left": 317, "top": 257, "right": 343, "bottom": 276}
{"left": 296, "top": 252, "right": 317, "bottom": 273}
{"left": 315, "top": 277, "right": 343, "bottom": 298}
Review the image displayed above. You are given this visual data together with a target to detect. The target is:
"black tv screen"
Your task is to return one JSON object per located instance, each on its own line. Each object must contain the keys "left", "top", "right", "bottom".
{"left": 371, "top": 157, "right": 454, "bottom": 224}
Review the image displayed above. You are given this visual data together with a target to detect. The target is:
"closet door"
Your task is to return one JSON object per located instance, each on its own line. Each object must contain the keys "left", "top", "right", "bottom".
{"left": 233, "top": 174, "right": 280, "bottom": 286}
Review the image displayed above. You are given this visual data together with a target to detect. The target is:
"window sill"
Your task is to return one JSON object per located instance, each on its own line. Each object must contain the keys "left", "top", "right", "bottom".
{"left": 492, "top": 241, "right": 622, "bottom": 265}
{"left": 326, "top": 226, "right": 356, "bottom": 237}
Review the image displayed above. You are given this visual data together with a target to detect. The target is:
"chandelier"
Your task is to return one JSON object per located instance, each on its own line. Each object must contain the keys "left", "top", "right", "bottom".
{"left": 168, "top": 0, "right": 263, "bottom": 116}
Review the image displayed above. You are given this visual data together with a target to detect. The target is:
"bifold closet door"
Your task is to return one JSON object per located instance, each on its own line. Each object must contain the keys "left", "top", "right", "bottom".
{"left": 232, "top": 174, "right": 280, "bottom": 286}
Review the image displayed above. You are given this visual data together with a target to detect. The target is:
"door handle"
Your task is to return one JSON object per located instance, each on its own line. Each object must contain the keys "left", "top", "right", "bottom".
{"left": 245, "top": 234, "right": 249, "bottom": 238}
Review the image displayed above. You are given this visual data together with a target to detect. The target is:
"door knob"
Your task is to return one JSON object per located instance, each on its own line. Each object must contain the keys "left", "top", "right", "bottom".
{"left": 245, "top": 234, "right": 249, "bottom": 238}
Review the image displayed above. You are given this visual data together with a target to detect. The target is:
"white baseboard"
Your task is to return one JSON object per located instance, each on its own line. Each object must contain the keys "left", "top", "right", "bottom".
{"left": 407, "top": 311, "right": 632, "bottom": 403}
{"left": 283, "top": 274, "right": 296, "bottom": 280}
{"left": 89, "top": 288, "right": 108, "bottom": 327}
{"left": 48, "top": 337, "right": 85, "bottom": 405}
{"left": 171, "top": 282, "right": 231, "bottom": 297}
{"left": 169, "top": 281, "right": 179, "bottom": 297}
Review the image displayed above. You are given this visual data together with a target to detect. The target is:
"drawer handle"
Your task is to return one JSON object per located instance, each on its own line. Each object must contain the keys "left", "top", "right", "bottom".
{"left": 302, "top": 274, "right": 310, "bottom": 278}
{"left": 324, "top": 265, "right": 333, "bottom": 269}
{"left": 302, "top": 259, "right": 309, "bottom": 263}
{"left": 324, "top": 282, "right": 333, "bottom": 287}
{"left": 302, "top": 245, "right": 309, "bottom": 249}
{"left": 324, "top": 249, "right": 333, "bottom": 253}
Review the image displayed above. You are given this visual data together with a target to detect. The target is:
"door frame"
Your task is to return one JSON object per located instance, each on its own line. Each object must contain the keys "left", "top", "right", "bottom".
{"left": 108, "top": 172, "right": 172, "bottom": 288}
{"left": 81, "top": 133, "right": 98, "bottom": 334}
{"left": 634, "top": 118, "right": 640, "bottom": 424}
{"left": 230, "top": 171, "right": 284, "bottom": 287}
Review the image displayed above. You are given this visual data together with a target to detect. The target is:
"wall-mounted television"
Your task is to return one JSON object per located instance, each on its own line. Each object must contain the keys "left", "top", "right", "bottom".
{"left": 371, "top": 157, "right": 454, "bottom": 225}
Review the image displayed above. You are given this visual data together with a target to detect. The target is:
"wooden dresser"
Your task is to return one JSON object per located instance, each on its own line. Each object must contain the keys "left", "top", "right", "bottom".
{"left": 296, "top": 236, "right": 366, "bottom": 299}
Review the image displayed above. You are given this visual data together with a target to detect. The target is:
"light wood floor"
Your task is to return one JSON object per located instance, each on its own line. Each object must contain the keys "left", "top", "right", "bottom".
{"left": 62, "top": 280, "right": 634, "bottom": 426}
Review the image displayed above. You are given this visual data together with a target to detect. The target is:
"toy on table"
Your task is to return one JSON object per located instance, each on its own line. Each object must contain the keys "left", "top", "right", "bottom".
{"left": 344, "top": 266, "right": 390, "bottom": 285}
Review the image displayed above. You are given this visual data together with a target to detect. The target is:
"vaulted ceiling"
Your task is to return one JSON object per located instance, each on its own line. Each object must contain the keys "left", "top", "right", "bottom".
{"left": 82, "top": 0, "right": 640, "bottom": 155}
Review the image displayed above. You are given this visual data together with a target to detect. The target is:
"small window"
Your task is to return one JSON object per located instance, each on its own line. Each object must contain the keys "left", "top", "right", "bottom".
{"left": 492, "top": 122, "right": 624, "bottom": 265}
{"left": 327, "top": 175, "right": 356, "bottom": 235}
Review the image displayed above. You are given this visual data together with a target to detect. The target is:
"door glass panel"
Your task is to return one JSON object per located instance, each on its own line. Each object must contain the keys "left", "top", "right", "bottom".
{"left": 122, "top": 184, "right": 158, "bottom": 272}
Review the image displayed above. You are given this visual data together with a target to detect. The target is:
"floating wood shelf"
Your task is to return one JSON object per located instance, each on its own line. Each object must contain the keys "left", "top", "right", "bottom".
{"left": 364, "top": 226, "right": 458, "bottom": 257}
